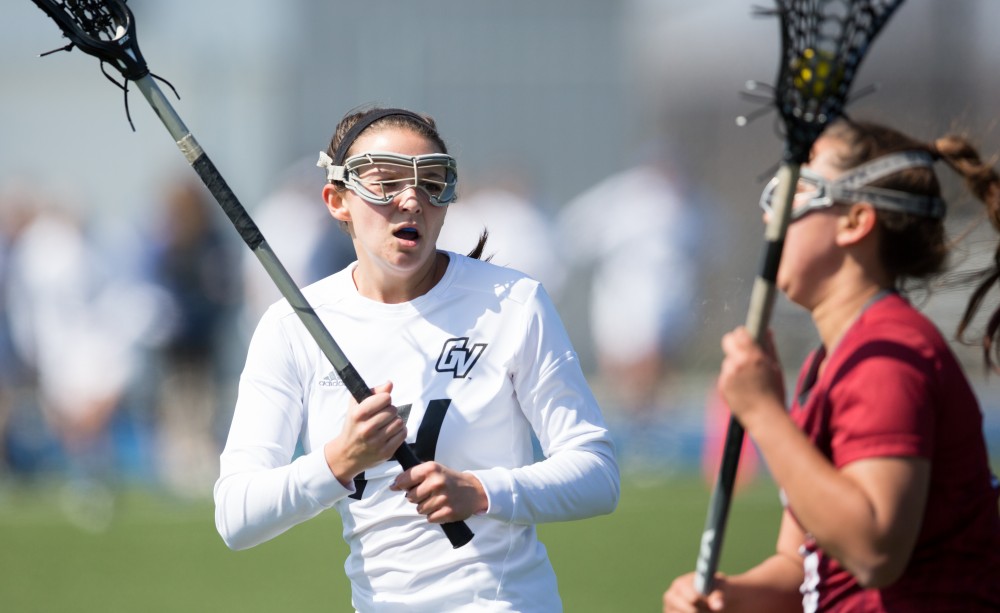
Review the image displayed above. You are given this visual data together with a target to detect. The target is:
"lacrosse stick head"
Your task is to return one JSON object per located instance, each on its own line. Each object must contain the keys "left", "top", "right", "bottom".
{"left": 31, "top": 0, "right": 149, "bottom": 80}
{"left": 766, "top": 0, "right": 906, "bottom": 163}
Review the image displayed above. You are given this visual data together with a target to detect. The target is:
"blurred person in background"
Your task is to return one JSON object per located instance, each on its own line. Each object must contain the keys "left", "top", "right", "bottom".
{"left": 557, "top": 143, "right": 704, "bottom": 473}
{"left": 3, "top": 186, "right": 144, "bottom": 529}
{"left": 241, "top": 156, "right": 356, "bottom": 329}
{"left": 0, "top": 182, "right": 39, "bottom": 481}
{"left": 663, "top": 118, "right": 1000, "bottom": 612}
{"left": 437, "top": 171, "right": 566, "bottom": 300}
{"left": 143, "top": 176, "right": 242, "bottom": 497}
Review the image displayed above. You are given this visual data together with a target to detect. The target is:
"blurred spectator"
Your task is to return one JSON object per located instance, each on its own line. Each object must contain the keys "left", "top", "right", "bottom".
{"left": 556, "top": 145, "right": 705, "bottom": 470}
{"left": 0, "top": 182, "right": 39, "bottom": 479}
{"left": 143, "top": 177, "right": 242, "bottom": 497}
{"left": 3, "top": 189, "right": 142, "bottom": 528}
{"left": 701, "top": 384, "right": 760, "bottom": 489}
{"left": 241, "top": 157, "right": 355, "bottom": 327}
{"left": 437, "top": 174, "right": 566, "bottom": 299}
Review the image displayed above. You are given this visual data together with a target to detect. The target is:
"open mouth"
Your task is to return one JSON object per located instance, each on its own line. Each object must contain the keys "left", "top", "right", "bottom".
{"left": 394, "top": 227, "right": 420, "bottom": 241}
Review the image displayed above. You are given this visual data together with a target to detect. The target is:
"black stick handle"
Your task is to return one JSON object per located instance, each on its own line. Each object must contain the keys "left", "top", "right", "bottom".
{"left": 694, "top": 163, "right": 799, "bottom": 594}
{"left": 133, "top": 75, "right": 473, "bottom": 548}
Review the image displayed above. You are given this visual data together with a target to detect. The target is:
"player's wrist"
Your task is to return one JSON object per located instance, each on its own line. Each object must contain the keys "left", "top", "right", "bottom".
{"left": 461, "top": 471, "right": 489, "bottom": 515}
{"left": 323, "top": 439, "right": 359, "bottom": 487}
{"left": 742, "top": 398, "right": 788, "bottom": 433}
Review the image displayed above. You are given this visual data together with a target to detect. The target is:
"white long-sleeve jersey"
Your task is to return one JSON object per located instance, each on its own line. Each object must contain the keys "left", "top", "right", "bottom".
{"left": 214, "top": 252, "right": 620, "bottom": 612}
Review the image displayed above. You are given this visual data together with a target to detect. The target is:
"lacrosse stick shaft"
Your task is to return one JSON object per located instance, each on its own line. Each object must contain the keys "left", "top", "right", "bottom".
{"left": 694, "top": 163, "right": 799, "bottom": 594}
{"left": 133, "top": 75, "right": 474, "bottom": 549}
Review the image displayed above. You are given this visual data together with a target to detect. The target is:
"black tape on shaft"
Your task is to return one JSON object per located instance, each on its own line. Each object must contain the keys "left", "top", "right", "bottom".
{"left": 336, "top": 363, "right": 372, "bottom": 406}
{"left": 191, "top": 155, "right": 263, "bottom": 249}
{"left": 758, "top": 239, "right": 785, "bottom": 283}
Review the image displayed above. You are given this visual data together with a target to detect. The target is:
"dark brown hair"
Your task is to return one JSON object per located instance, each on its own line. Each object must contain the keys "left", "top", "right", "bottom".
{"left": 825, "top": 118, "right": 1000, "bottom": 369}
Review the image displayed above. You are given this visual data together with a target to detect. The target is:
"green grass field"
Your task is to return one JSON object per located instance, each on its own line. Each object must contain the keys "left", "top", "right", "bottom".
{"left": 0, "top": 475, "right": 782, "bottom": 612}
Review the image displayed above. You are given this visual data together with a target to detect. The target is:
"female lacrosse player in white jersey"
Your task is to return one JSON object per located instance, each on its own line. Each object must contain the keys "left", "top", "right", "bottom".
{"left": 214, "top": 106, "right": 620, "bottom": 612}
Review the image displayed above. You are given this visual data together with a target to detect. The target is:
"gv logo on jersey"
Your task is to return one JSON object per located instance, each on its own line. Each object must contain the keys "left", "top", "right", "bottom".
{"left": 435, "top": 337, "right": 486, "bottom": 378}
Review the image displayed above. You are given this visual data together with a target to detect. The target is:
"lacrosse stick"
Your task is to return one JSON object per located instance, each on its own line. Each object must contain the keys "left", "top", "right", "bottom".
{"left": 29, "top": 0, "right": 473, "bottom": 548}
{"left": 694, "top": 0, "right": 906, "bottom": 594}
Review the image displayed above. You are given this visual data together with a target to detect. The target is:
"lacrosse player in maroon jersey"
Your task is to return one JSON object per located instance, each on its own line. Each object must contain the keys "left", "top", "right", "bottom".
{"left": 664, "top": 118, "right": 1000, "bottom": 612}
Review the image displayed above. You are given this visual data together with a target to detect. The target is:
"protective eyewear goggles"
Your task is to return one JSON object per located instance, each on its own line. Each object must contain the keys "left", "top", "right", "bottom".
{"left": 759, "top": 151, "right": 945, "bottom": 222}
{"left": 318, "top": 150, "right": 458, "bottom": 206}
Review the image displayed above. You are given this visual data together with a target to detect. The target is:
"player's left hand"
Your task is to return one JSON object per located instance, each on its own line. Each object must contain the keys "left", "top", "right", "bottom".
{"left": 390, "top": 462, "right": 487, "bottom": 524}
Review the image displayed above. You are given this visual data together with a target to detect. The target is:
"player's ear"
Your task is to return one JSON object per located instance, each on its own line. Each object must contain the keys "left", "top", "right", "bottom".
{"left": 323, "top": 183, "right": 351, "bottom": 223}
{"left": 836, "top": 201, "right": 877, "bottom": 246}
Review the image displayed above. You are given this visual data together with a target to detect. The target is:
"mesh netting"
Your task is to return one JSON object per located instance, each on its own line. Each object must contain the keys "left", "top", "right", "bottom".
{"left": 59, "top": 0, "right": 123, "bottom": 41}
{"left": 32, "top": 0, "right": 147, "bottom": 79}
{"left": 764, "top": 0, "right": 905, "bottom": 162}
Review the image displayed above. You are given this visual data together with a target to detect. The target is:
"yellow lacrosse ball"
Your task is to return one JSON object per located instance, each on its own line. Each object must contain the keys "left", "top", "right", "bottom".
{"left": 791, "top": 48, "right": 841, "bottom": 98}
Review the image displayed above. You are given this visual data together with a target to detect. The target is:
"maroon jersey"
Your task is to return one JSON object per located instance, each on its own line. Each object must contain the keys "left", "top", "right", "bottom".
{"left": 789, "top": 293, "right": 1000, "bottom": 612}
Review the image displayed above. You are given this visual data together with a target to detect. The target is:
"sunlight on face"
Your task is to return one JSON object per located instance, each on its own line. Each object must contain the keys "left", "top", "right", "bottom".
{"left": 336, "top": 127, "right": 450, "bottom": 294}
{"left": 773, "top": 136, "right": 850, "bottom": 308}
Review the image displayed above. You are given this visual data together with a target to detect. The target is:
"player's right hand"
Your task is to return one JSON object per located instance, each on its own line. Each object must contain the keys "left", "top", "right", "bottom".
{"left": 663, "top": 572, "right": 726, "bottom": 613}
{"left": 324, "top": 381, "right": 407, "bottom": 486}
{"left": 718, "top": 327, "right": 786, "bottom": 427}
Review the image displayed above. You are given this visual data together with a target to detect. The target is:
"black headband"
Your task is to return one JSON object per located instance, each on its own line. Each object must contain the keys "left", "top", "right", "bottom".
{"left": 332, "top": 108, "right": 430, "bottom": 165}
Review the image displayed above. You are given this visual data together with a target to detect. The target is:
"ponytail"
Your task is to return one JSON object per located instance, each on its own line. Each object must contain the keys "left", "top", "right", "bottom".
{"left": 466, "top": 228, "right": 492, "bottom": 261}
{"left": 937, "top": 135, "right": 1000, "bottom": 370}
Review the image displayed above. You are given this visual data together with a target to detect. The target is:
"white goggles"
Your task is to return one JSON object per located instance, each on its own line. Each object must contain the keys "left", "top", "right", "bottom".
{"left": 759, "top": 151, "right": 945, "bottom": 221}
{"left": 318, "top": 150, "right": 458, "bottom": 206}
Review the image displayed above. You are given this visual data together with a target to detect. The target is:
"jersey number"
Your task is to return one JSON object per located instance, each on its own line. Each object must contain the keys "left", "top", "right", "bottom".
{"left": 349, "top": 399, "right": 451, "bottom": 500}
